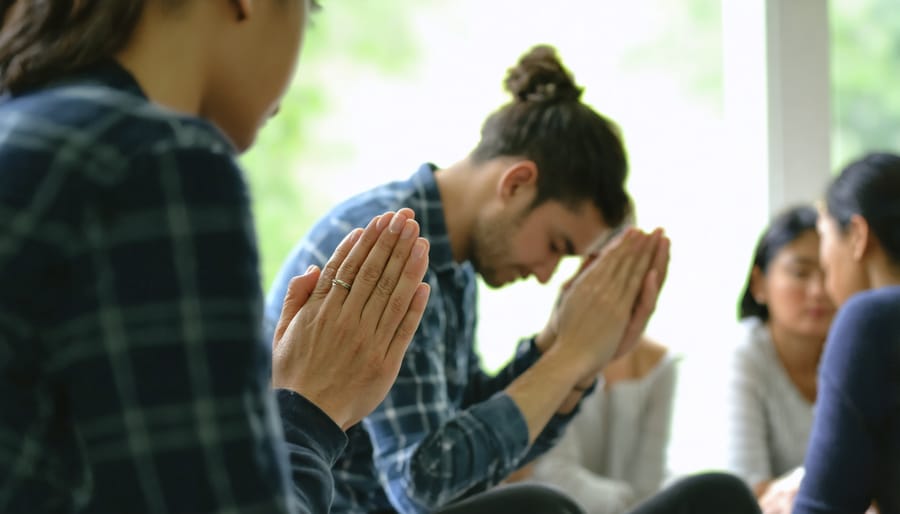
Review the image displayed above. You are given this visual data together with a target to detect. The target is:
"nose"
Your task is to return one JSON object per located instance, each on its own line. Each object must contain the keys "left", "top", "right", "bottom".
{"left": 808, "top": 270, "right": 829, "bottom": 298}
{"left": 533, "top": 256, "right": 562, "bottom": 285}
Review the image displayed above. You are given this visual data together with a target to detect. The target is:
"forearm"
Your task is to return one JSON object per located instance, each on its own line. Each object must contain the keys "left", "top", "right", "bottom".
{"left": 373, "top": 393, "right": 531, "bottom": 512}
{"left": 505, "top": 349, "right": 583, "bottom": 444}
{"left": 462, "top": 337, "right": 543, "bottom": 406}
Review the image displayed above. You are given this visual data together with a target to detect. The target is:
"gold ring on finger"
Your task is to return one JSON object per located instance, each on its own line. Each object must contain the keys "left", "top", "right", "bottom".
{"left": 331, "top": 278, "right": 352, "bottom": 292}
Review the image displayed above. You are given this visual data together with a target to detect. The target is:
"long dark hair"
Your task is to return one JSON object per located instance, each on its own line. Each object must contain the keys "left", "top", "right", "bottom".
{"left": 826, "top": 152, "right": 900, "bottom": 265}
{"left": 738, "top": 205, "right": 819, "bottom": 321}
{"left": 471, "top": 45, "right": 631, "bottom": 228}
{"left": 0, "top": 1, "right": 149, "bottom": 95}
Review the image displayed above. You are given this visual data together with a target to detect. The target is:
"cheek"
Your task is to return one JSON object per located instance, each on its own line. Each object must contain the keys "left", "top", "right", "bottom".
{"left": 769, "top": 280, "right": 808, "bottom": 313}
{"left": 511, "top": 227, "right": 549, "bottom": 265}
{"left": 821, "top": 242, "right": 856, "bottom": 303}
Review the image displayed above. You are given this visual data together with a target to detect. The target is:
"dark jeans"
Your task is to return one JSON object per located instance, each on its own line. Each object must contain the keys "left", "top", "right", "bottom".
{"left": 432, "top": 472, "right": 760, "bottom": 514}
{"left": 628, "top": 472, "right": 761, "bottom": 514}
{"left": 434, "top": 483, "right": 583, "bottom": 514}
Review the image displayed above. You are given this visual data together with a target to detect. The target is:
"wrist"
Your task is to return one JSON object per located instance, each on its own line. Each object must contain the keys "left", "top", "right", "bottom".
{"left": 539, "top": 344, "right": 591, "bottom": 388}
{"left": 285, "top": 387, "right": 351, "bottom": 431}
{"left": 542, "top": 338, "right": 595, "bottom": 380}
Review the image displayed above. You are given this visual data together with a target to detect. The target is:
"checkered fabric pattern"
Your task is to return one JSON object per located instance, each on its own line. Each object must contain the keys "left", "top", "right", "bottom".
{"left": 0, "top": 61, "right": 341, "bottom": 513}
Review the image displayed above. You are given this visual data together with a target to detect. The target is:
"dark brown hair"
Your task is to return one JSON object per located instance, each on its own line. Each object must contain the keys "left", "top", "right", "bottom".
{"left": 0, "top": 1, "right": 150, "bottom": 95}
{"left": 471, "top": 44, "right": 631, "bottom": 227}
{"left": 0, "top": 0, "right": 319, "bottom": 96}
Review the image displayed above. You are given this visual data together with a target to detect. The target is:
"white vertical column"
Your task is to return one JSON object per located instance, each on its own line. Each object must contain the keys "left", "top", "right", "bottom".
{"left": 722, "top": 0, "right": 832, "bottom": 216}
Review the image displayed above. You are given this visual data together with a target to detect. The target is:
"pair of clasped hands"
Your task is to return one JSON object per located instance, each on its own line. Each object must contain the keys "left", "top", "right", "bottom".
{"left": 271, "top": 208, "right": 669, "bottom": 430}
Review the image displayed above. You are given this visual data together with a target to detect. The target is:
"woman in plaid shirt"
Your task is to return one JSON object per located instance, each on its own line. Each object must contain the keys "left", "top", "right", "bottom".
{"left": 0, "top": 1, "right": 430, "bottom": 512}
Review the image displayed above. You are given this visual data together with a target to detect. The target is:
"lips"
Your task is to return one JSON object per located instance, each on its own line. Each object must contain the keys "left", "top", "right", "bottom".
{"left": 807, "top": 307, "right": 832, "bottom": 318}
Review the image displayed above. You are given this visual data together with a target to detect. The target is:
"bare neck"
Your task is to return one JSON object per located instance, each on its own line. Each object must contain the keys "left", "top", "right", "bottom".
{"left": 768, "top": 322, "right": 825, "bottom": 374}
{"left": 868, "top": 254, "right": 900, "bottom": 289}
{"left": 768, "top": 322, "right": 824, "bottom": 402}
{"left": 114, "top": 4, "right": 211, "bottom": 115}
{"left": 432, "top": 158, "right": 496, "bottom": 263}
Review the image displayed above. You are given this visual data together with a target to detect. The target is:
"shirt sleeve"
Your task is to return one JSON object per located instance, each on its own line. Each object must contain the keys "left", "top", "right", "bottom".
{"left": 277, "top": 390, "right": 349, "bottom": 514}
{"left": 461, "top": 336, "right": 543, "bottom": 406}
{"left": 57, "top": 146, "right": 297, "bottom": 512}
{"left": 725, "top": 340, "right": 772, "bottom": 487}
{"left": 362, "top": 291, "right": 535, "bottom": 514}
{"left": 464, "top": 336, "right": 591, "bottom": 464}
{"left": 793, "top": 294, "right": 898, "bottom": 514}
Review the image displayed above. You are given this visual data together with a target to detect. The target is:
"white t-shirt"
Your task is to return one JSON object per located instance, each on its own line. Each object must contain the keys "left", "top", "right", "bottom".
{"left": 530, "top": 352, "right": 679, "bottom": 514}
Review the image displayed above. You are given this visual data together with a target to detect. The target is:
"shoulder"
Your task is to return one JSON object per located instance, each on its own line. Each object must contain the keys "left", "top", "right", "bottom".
{"left": 1, "top": 86, "right": 244, "bottom": 258}
{"left": 837, "top": 286, "right": 900, "bottom": 327}
{"left": 634, "top": 337, "right": 669, "bottom": 377}
{"left": 731, "top": 318, "right": 775, "bottom": 368}
{"left": 823, "top": 286, "right": 900, "bottom": 372}
{"left": 1, "top": 80, "right": 235, "bottom": 181}
{"left": 829, "top": 287, "right": 900, "bottom": 348}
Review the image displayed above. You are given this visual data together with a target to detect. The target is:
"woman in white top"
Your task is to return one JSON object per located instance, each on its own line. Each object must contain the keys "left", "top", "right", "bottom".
{"left": 726, "top": 205, "right": 836, "bottom": 509}
{"left": 505, "top": 336, "right": 676, "bottom": 514}
{"left": 525, "top": 336, "right": 678, "bottom": 514}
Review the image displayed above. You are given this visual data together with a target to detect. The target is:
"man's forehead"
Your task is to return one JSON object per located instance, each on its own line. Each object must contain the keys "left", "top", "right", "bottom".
{"left": 582, "top": 227, "right": 618, "bottom": 255}
{"left": 581, "top": 203, "right": 635, "bottom": 255}
{"left": 559, "top": 217, "right": 611, "bottom": 256}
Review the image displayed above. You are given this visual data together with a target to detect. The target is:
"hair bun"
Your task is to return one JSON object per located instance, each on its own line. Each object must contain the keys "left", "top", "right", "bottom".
{"left": 503, "top": 45, "right": 583, "bottom": 103}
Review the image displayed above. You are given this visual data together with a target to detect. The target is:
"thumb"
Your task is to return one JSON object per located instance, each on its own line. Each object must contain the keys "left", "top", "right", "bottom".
{"left": 273, "top": 265, "right": 321, "bottom": 347}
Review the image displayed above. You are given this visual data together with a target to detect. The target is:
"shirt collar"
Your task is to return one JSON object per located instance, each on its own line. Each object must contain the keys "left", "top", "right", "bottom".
{"left": 8, "top": 59, "right": 147, "bottom": 100}
{"left": 409, "top": 163, "right": 463, "bottom": 276}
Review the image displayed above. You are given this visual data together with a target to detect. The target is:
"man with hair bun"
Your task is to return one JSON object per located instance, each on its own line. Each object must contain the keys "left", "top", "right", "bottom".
{"left": 266, "top": 44, "right": 673, "bottom": 514}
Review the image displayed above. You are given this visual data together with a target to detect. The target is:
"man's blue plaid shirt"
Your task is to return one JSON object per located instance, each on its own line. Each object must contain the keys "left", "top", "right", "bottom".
{"left": 265, "top": 164, "right": 582, "bottom": 514}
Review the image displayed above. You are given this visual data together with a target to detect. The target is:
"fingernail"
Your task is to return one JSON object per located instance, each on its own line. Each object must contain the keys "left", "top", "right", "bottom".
{"left": 349, "top": 228, "right": 362, "bottom": 244}
{"left": 400, "top": 220, "right": 416, "bottom": 239}
{"left": 412, "top": 239, "right": 428, "bottom": 259}
{"left": 389, "top": 212, "right": 407, "bottom": 234}
{"left": 306, "top": 264, "right": 317, "bottom": 274}
{"left": 377, "top": 213, "right": 392, "bottom": 231}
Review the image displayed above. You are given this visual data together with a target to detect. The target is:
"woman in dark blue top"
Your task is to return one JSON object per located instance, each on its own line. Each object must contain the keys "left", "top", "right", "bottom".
{"left": 794, "top": 152, "right": 900, "bottom": 513}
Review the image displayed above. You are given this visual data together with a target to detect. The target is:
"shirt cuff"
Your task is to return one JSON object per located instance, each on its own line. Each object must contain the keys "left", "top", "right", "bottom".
{"left": 276, "top": 389, "right": 348, "bottom": 467}
{"left": 513, "top": 336, "right": 544, "bottom": 368}
{"left": 467, "top": 391, "right": 531, "bottom": 463}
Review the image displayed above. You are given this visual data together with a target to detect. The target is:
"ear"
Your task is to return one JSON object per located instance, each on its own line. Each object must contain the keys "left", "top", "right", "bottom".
{"left": 231, "top": 0, "right": 252, "bottom": 21}
{"left": 750, "top": 266, "right": 767, "bottom": 304}
{"left": 497, "top": 160, "right": 538, "bottom": 202}
{"left": 848, "top": 214, "right": 871, "bottom": 261}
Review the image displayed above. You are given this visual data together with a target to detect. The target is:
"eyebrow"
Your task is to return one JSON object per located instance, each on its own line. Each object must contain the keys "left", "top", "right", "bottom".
{"left": 785, "top": 256, "right": 819, "bottom": 266}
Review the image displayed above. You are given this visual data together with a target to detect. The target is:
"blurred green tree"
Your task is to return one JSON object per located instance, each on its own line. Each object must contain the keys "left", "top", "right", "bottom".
{"left": 831, "top": 0, "right": 900, "bottom": 168}
{"left": 240, "top": 1, "right": 429, "bottom": 288}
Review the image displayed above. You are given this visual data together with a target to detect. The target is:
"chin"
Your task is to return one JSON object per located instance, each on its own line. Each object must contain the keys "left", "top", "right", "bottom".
{"left": 480, "top": 271, "right": 508, "bottom": 289}
{"left": 229, "top": 130, "right": 257, "bottom": 155}
{"left": 827, "top": 285, "right": 860, "bottom": 308}
{"left": 482, "top": 277, "right": 505, "bottom": 289}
